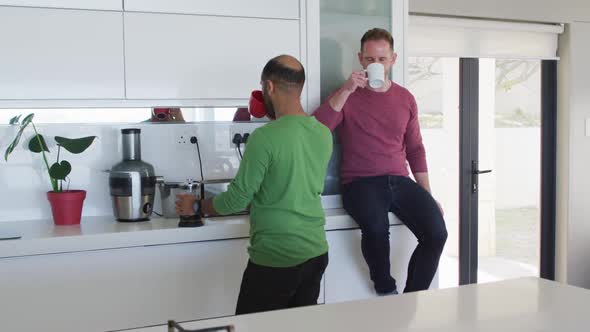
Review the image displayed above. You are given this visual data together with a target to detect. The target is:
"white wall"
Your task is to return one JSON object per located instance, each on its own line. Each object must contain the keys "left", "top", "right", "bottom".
{"left": 557, "top": 21, "right": 590, "bottom": 288}
{"left": 410, "top": 0, "right": 590, "bottom": 23}
{"left": 0, "top": 122, "right": 262, "bottom": 222}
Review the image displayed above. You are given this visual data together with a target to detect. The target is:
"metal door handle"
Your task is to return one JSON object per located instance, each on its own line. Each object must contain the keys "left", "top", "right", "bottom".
{"left": 472, "top": 161, "right": 492, "bottom": 193}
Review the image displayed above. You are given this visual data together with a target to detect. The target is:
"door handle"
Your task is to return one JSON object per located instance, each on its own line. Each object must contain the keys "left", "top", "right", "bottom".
{"left": 472, "top": 161, "right": 492, "bottom": 193}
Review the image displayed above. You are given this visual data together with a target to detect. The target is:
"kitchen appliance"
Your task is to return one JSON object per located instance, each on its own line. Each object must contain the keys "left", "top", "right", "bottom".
{"left": 157, "top": 180, "right": 203, "bottom": 227}
{"left": 157, "top": 178, "right": 248, "bottom": 219}
{"left": 158, "top": 180, "right": 200, "bottom": 216}
{"left": 109, "top": 128, "right": 157, "bottom": 222}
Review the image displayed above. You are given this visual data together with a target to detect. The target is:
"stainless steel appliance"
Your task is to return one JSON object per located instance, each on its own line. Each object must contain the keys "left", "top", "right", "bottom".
{"left": 109, "top": 128, "right": 157, "bottom": 221}
{"left": 158, "top": 180, "right": 201, "bottom": 218}
{"left": 156, "top": 178, "right": 248, "bottom": 219}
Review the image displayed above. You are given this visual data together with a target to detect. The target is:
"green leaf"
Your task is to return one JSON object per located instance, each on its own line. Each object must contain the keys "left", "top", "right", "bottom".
{"left": 4, "top": 120, "right": 31, "bottom": 161}
{"left": 28, "top": 134, "right": 49, "bottom": 153}
{"left": 8, "top": 115, "right": 21, "bottom": 125}
{"left": 55, "top": 136, "right": 96, "bottom": 154}
{"left": 4, "top": 133, "right": 22, "bottom": 161}
{"left": 49, "top": 160, "right": 71, "bottom": 180}
{"left": 20, "top": 113, "right": 34, "bottom": 128}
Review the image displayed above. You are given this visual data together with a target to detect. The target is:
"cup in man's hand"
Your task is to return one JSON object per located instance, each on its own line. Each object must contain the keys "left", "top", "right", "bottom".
{"left": 366, "top": 63, "right": 385, "bottom": 89}
{"left": 249, "top": 90, "right": 267, "bottom": 118}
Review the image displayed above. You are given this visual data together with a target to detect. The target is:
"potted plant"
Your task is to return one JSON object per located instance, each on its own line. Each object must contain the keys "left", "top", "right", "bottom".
{"left": 4, "top": 113, "right": 96, "bottom": 225}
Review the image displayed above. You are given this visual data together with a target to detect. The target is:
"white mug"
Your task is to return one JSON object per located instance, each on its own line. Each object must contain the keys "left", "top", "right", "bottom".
{"left": 366, "top": 63, "right": 385, "bottom": 89}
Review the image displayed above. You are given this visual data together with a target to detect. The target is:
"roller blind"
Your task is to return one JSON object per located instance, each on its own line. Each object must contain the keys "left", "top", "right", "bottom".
{"left": 408, "top": 15, "right": 564, "bottom": 59}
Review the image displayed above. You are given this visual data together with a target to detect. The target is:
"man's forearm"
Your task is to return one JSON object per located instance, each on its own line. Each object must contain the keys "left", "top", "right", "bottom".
{"left": 413, "top": 172, "right": 432, "bottom": 193}
{"left": 328, "top": 88, "right": 353, "bottom": 112}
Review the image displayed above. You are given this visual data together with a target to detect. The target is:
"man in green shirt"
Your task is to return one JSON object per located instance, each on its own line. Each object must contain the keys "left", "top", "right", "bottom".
{"left": 176, "top": 55, "right": 333, "bottom": 315}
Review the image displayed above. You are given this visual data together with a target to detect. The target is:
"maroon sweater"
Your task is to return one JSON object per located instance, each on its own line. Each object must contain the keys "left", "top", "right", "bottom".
{"left": 313, "top": 81, "right": 427, "bottom": 184}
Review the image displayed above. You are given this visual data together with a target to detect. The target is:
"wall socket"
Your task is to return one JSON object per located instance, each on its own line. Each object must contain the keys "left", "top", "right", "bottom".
{"left": 176, "top": 129, "right": 198, "bottom": 150}
{"left": 229, "top": 128, "right": 251, "bottom": 146}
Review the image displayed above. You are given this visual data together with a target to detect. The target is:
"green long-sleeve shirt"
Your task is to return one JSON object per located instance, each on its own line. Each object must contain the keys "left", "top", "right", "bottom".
{"left": 213, "top": 115, "right": 333, "bottom": 267}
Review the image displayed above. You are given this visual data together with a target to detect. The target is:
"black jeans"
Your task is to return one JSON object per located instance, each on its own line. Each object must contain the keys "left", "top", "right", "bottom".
{"left": 342, "top": 175, "right": 447, "bottom": 293}
{"left": 235, "top": 252, "right": 329, "bottom": 315}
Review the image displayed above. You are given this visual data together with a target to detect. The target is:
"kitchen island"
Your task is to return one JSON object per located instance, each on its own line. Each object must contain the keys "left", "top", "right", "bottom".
{"left": 122, "top": 277, "right": 590, "bottom": 332}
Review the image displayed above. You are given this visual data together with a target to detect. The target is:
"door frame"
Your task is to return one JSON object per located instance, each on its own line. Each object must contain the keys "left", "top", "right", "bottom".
{"left": 458, "top": 58, "right": 557, "bottom": 285}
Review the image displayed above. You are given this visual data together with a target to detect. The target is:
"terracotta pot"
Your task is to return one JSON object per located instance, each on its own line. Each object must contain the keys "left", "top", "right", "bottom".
{"left": 46, "top": 190, "right": 86, "bottom": 225}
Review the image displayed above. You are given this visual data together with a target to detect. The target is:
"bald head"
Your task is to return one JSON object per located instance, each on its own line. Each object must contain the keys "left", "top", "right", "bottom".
{"left": 261, "top": 55, "right": 305, "bottom": 94}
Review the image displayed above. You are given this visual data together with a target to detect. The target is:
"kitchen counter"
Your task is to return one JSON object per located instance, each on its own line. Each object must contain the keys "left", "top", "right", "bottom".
{"left": 121, "top": 277, "right": 590, "bottom": 332}
{"left": 0, "top": 210, "right": 410, "bottom": 332}
{"left": 0, "top": 209, "right": 402, "bottom": 258}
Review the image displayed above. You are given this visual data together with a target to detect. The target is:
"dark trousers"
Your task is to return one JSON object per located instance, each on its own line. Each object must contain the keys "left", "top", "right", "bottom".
{"left": 342, "top": 175, "right": 448, "bottom": 293}
{"left": 235, "top": 252, "right": 329, "bottom": 315}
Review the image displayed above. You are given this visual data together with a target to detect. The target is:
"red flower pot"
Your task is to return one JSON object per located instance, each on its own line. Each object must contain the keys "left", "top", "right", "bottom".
{"left": 47, "top": 190, "right": 86, "bottom": 225}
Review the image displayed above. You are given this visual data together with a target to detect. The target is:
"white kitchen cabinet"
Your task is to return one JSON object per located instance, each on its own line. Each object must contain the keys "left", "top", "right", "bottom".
{"left": 0, "top": 239, "right": 251, "bottom": 332}
{"left": 324, "top": 225, "right": 417, "bottom": 303}
{"left": 0, "top": 6, "right": 125, "bottom": 99}
{"left": 0, "top": 235, "right": 328, "bottom": 332}
{"left": 0, "top": 0, "right": 122, "bottom": 11}
{"left": 124, "top": 12, "right": 300, "bottom": 100}
{"left": 124, "top": 0, "right": 299, "bottom": 20}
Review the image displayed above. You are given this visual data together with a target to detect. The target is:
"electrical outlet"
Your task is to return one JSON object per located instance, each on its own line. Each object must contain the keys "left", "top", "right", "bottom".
{"left": 230, "top": 127, "right": 243, "bottom": 146}
{"left": 229, "top": 128, "right": 251, "bottom": 146}
{"left": 230, "top": 123, "right": 261, "bottom": 147}
{"left": 176, "top": 129, "right": 198, "bottom": 150}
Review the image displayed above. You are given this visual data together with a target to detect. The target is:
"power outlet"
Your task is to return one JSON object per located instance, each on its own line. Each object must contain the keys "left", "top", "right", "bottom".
{"left": 176, "top": 129, "right": 198, "bottom": 150}
{"left": 230, "top": 127, "right": 251, "bottom": 146}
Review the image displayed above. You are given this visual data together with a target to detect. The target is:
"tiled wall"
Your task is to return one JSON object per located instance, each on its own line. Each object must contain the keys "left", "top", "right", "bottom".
{"left": 0, "top": 122, "right": 263, "bottom": 222}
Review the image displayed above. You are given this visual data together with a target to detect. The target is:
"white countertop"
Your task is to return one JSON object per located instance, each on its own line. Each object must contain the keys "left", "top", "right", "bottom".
{"left": 0, "top": 209, "right": 402, "bottom": 258}
{"left": 121, "top": 277, "right": 590, "bottom": 332}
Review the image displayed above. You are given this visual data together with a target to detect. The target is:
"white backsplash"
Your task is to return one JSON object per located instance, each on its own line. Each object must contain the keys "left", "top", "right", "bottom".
{"left": 0, "top": 122, "right": 263, "bottom": 222}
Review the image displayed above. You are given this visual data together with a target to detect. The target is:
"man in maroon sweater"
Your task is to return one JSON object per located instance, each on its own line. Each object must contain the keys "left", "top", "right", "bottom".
{"left": 314, "top": 28, "right": 447, "bottom": 294}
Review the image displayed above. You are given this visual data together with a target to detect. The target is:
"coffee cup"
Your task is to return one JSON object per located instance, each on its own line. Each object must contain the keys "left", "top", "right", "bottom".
{"left": 366, "top": 63, "right": 385, "bottom": 89}
{"left": 249, "top": 90, "right": 267, "bottom": 118}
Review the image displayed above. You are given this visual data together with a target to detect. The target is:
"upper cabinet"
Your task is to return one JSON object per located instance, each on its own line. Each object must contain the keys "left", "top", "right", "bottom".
{"left": 124, "top": 12, "right": 300, "bottom": 100}
{"left": 0, "top": 6, "right": 125, "bottom": 99}
{"left": 123, "top": 0, "right": 300, "bottom": 19}
{"left": 0, "top": 0, "right": 122, "bottom": 10}
{"left": 0, "top": 0, "right": 322, "bottom": 107}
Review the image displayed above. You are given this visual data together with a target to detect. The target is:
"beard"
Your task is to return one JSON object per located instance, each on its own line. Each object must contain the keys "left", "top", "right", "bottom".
{"left": 262, "top": 85, "right": 277, "bottom": 120}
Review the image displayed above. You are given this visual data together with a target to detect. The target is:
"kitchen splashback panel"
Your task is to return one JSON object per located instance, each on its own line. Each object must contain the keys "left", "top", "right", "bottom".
{"left": 0, "top": 122, "right": 263, "bottom": 222}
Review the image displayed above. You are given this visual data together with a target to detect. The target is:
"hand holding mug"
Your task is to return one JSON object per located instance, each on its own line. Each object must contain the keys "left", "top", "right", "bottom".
{"left": 342, "top": 70, "right": 368, "bottom": 93}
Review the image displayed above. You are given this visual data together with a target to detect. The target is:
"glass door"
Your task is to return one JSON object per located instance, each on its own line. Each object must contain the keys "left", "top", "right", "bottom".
{"left": 460, "top": 58, "right": 556, "bottom": 285}
{"left": 476, "top": 58, "right": 542, "bottom": 282}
